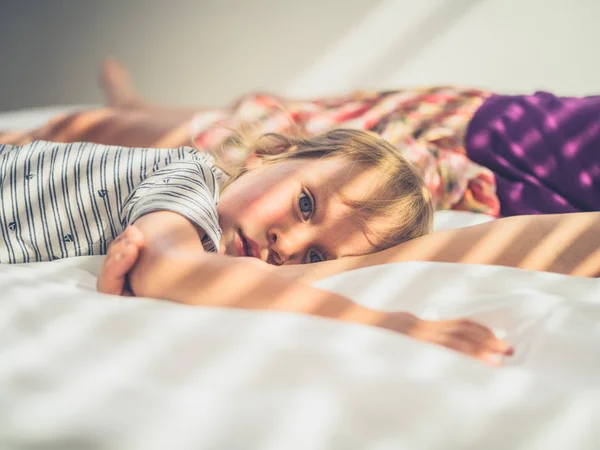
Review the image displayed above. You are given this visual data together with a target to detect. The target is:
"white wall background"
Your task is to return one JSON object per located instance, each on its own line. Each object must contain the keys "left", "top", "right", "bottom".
{"left": 0, "top": 0, "right": 598, "bottom": 112}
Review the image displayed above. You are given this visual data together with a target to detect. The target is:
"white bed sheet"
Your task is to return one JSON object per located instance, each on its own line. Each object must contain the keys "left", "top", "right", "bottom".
{"left": 1, "top": 257, "right": 600, "bottom": 450}
{"left": 1, "top": 107, "right": 600, "bottom": 450}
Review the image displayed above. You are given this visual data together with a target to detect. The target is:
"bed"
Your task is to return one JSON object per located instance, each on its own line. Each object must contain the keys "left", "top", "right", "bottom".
{"left": 1, "top": 107, "right": 600, "bottom": 450}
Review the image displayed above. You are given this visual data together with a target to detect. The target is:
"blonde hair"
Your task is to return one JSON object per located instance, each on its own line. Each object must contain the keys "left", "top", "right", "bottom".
{"left": 222, "top": 128, "right": 433, "bottom": 251}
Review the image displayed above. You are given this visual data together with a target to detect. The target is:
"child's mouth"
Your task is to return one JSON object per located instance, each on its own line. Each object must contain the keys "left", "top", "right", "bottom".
{"left": 242, "top": 237, "right": 251, "bottom": 257}
{"left": 238, "top": 230, "right": 251, "bottom": 257}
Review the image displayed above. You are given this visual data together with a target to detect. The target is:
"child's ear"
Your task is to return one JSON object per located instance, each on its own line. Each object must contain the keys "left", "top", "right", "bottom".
{"left": 244, "top": 152, "right": 263, "bottom": 170}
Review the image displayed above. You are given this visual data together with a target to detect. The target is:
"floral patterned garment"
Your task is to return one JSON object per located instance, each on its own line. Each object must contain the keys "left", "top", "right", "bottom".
{"left": 190, "top": 87, "right": 500, "bottom": 216}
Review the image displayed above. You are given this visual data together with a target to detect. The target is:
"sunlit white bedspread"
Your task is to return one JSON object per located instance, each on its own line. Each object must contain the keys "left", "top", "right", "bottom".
{"left": 1, "top": 107, "right": 600, "bottom": 449}
{"left": 1, "top": 253, "right": 599, "bottom": 450}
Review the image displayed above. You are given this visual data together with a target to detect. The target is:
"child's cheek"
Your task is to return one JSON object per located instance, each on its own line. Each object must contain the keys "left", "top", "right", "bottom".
{"left": 247, "top": 192, "right": 284, "bottom": 222}
{"left": 247, "top": 195, "right": 274, "bottom": 218}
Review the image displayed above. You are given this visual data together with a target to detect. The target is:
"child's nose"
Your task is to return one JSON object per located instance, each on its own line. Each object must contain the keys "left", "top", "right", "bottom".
{"left": 268, "top": 231, "right": 292, "bottom": 264}
{"left": 268, "top": 227, "right": 310, "bottom": 265}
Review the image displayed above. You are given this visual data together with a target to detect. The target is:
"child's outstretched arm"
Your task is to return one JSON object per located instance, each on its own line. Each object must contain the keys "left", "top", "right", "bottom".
{"left": 97, "top": 214, "right": 512, "bottom": 364}
{"left": 285, "top": 212, "right": 600, "bottom": 283}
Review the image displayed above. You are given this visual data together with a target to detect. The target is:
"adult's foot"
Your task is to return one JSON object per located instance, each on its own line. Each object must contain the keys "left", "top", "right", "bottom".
{"left": 99, "top": 57, "right": 145, "bottom": 108}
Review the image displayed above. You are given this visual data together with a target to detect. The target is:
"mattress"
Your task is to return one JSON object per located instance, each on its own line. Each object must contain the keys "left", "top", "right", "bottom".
{"left": 1, "top": 107, "right": 599, "bottom": 450}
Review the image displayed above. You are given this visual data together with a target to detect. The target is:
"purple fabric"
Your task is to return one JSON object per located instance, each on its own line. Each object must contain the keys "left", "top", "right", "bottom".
{"left": 465, "top": 91, "right": 600, "bottom": 216}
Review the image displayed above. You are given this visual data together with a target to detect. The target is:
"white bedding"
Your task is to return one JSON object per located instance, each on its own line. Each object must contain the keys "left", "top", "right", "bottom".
{"left": 1, "top": 108, "right": 600, "bottom": 450}
{"left": 2, "top": 257, "right": 600, "bottom": 450}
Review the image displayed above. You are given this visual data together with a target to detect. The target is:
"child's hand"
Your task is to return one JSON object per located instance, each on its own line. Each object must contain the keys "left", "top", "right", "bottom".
{"left": 418, "top": 317, "right": 513, "bottom": 365}
{"left": 97, "top": 226, "right": 145, "bottom": 296}
{"left": 383, "top": 313, "right": 513, "bottom": 365}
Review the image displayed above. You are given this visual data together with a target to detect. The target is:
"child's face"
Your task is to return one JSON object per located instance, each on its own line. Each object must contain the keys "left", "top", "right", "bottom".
{"left": 217, "top": 156, "right": 386, "bottom": 265}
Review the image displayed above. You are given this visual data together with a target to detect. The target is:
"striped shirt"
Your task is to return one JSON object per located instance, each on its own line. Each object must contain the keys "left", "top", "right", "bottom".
{"left": 0, "top": 141, "right": 226, "bottom": 263}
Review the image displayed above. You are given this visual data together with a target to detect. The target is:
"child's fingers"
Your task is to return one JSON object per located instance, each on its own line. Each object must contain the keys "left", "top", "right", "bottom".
{"left": 105, "top": 227, "right": 144, "bottom": 266}
{"left": 464, "top": 334, "right": 514, "bottom": 366}
{"left": 97, "top": 239, "right": 140, "bottom": 295}
{"left": 438, "top": 319, "right": 514, "bottom": 364}
{"left": 97, "top": 226, "right": 145, "bottom": 296}
{"left": 479, "top": 352, "right": 505, "bottom": 367}
{"left": 452, "top": 320, "right": 511, "bottom": 351}
{"left": 123, "top": 225, "right": 145, "bottom": 247}
{"left": 464, "top": 324, "right": 514, "bottom": 357}
{"left": 487, "top": 337, "right": 514, "bottom": 356}
{"left": 106, "top": 233, "right": 128, "bottom": 257}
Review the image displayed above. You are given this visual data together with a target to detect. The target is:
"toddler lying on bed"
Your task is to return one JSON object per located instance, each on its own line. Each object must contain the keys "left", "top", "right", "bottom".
{"left": 0, "top": 129, "right": 518, "bottom": 364}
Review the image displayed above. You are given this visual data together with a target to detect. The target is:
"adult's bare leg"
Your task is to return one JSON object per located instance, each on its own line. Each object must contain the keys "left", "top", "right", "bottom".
{"left": 0, "top": 58, "right": 273, "bottom": 149}
{"left": 99, "top": 57, "right": 214, "bottom": 115}
{"left": 0, "top": 107, "right": 197, "bottom": 148}
{"left": 0, "top": 59, "right": 212, "bottom": 148}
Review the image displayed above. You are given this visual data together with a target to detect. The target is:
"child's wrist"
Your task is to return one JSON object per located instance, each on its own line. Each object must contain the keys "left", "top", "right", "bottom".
{"left": 335, "top": 308, "right": 417, "bottom": 334}
{"left": 378, "top": 312, "right": 418, "bottom": 334}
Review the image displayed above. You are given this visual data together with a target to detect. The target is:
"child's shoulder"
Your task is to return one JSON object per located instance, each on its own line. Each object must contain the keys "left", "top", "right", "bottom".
{"left": 174, "top": 147, "right": 230, "bottom": 189}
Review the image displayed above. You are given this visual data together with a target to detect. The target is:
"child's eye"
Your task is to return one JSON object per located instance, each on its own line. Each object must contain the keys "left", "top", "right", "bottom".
{"left": 306, "top": 249, "right": 324, "bottom": 264}
{"left": 298, "top": 191, "right": 314, "bottom": 220}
